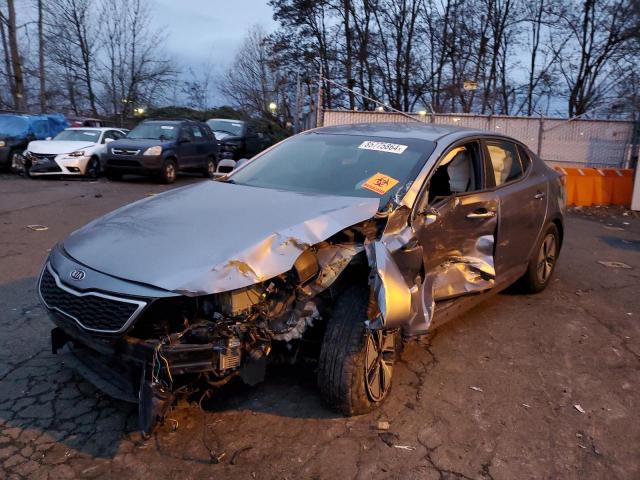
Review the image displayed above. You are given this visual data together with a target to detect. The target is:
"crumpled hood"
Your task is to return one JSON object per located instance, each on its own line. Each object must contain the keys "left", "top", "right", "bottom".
{"left": 63, "top": 181, "right": 380, "bottom": 295}
{"left": 28, "top": 140, "right": 95, "bottom": 154}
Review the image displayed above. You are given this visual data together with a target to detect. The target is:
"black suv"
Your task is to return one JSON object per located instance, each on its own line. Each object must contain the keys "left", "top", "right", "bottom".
{"left": 104, "top": 119, "right": 219, "bottom": 183}
{"left": 206, "top": 118, "right": 270, "bottom": 160}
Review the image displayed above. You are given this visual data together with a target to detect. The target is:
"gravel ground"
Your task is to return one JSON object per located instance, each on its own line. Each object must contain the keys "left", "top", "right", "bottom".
{"left": 0, "top": 174, "right": 639, "bottom": 479}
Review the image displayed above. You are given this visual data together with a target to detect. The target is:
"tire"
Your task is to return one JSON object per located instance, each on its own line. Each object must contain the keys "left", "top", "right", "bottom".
{"left": 317, "top": 285, "right": 399, "bottom": 415}
{"left": 520, "top": 224, "right": 560, "bottom": 293}
{"left": 10, "top": 150, "right": 25, "bottom": 175}
{"left": 159, "top": 158, "right": 177, "bottom": 184}
{"left": 86, "top": 156, "right": 100, "bottom": 179}
{"left": 105, "top": 170, "right": 122, "bottom": 181}
{"left": 203, "top": 157, "right": 217, "bottom": 178}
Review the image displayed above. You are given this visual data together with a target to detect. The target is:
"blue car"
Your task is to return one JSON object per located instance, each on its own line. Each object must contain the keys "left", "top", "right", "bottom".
{"left": 0, "top": 113, "right": 68, "bottom": 173}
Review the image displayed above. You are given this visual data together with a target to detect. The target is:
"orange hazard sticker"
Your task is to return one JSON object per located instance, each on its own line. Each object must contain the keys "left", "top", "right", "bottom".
{"left": 362, "top": 172, "right": 399, "bottom": 195}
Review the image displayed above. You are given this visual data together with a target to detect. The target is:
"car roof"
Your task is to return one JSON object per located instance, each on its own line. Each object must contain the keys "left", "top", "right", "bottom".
{"left": 65, "top": 127, "right": 121, "bottom": 132}
{"left": 207, "top": 118, "right": 245, "bottom": 123}
{"left": 312, "top": 122, "right": 485, "bottom": 142}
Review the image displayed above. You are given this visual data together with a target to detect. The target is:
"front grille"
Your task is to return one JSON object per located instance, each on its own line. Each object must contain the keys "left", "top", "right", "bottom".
{"left": 107, "top": 159, "right": 139, "bottom": 167}
{"left": 39, "top": 265, "right": 147, "bottom": 334}
{"left": 30, "top": 153, "right": 57, "bottom": 160}
{"left": 112, "top": 148, "right": 140, "bottom": 156}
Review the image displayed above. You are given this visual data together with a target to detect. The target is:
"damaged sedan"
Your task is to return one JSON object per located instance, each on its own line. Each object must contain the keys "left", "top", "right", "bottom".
{"left": 38, "top": 123, "right": 565, "bottom": 434}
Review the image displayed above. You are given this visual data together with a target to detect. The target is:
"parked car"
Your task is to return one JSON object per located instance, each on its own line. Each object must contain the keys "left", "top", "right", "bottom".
{"left": 38, "top": 123, "right": 564, "bottom": 434}
{"left": 66, "top": 116, "right": 107, "bottom": 128}
{"left": 25, "top": 127, "right": 127, "bottom": 178}
{"left": 0, "top": 112, "right": 68, "bottom": 173}
{"left": 206, "top": 118, "right": 270, "bottom": 164}
{"left": 103, "top": 119, "right": 219, "bottom": 183}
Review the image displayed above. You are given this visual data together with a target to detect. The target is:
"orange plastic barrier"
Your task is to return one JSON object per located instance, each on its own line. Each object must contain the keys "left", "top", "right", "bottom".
{"left": 554, "top": 167, "right": 634, "bottom": 207}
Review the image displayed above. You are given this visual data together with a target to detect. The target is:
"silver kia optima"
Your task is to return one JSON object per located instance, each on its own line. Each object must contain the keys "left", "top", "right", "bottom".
{"left": 38, "top": 123, "right": 565, "bottom": 434}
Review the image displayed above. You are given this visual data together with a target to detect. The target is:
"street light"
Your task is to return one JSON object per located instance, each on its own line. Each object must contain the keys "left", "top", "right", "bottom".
{"left": 134, "top": 107, "right": 145, "bottom": 116}
{"left": 376, "top": 106, "right": 384, "bottom": 112}
{"left": 268, "top": 102, "right": 277, "bottom": 113}
{"left": 418, "top": 110, "right": 427, "bottom": 117}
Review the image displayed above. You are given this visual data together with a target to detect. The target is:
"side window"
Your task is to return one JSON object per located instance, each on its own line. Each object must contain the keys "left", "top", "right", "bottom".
{"left": 486, "top": 141, "right": 524, "bottom": 186}
{"left": 180, "top": 126, "right": 194, "bottom": 142}
{"left": 192, "top": 125, "right": 203, "bottom": 140}
{"left": 427, "top": 142, "right": 483, "bottom": 205}
{"left": 246, "top": 124, "right": 257, "bottom": 137}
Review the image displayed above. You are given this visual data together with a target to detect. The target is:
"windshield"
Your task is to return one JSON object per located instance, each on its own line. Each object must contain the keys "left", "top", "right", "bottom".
{"left": 206, "top": 119, "right": 244, "bottom": 136}
{"left": 54, "top": 129, "right": 101, "bottom": 142}
{"left": 0, "top": 115, "right": 30, "bottom": 137}
{"left": 229, "top": 133, "right": 435, "bottom": 200}
{"left": 127, "top": 122, "right": 178, "bottom": 140}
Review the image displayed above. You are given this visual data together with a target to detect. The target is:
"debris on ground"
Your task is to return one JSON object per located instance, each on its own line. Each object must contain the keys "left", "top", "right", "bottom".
{"left": 379, "top": 432, "right": 399, "bottom": 447}
{"left": 597, "top": 261, "right": 632, "bottom": 269}
{"left": 522, "top": 403, "right": 531, "bottom": 408}
{"left": 377, "top": 421, "right": 390, "bottom": 431}
{"left": 574, "top": 404, "right": 586, "bottom": 414}
{"left": 94, "top": 193, "right": 103, "bottom": 198}
{"left": 230, "top": 446, "right": 253, "bottom": 465}
{"left": 393, "top": 445, "right": 416, "bottom": 451}
{"left": 470, "top": 386, "right": 483, "bottom": 392}
{"left": 26, "top": 224, "right": 49, "bottom": 231}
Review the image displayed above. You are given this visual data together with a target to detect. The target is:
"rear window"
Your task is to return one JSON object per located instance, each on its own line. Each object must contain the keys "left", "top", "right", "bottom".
{"left": 230, "top": 132, "right": 435, "bottom": 200}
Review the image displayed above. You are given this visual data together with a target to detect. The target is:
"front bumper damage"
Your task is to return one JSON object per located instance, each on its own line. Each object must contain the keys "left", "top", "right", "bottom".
{"left": 39, "top": 181, "right": 498, "bottom": 434}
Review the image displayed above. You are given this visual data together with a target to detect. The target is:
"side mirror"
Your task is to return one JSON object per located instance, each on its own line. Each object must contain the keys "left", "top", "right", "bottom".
{"left": 104, "top": 137, "right": 114, "bottom": 144}
{"left": 178, "top": 136, "right": 191, "bottom": 144}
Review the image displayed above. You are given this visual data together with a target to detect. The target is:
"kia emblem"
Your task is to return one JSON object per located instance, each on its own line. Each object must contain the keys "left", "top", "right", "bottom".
{"left": 70, "top": 269, "right": 86, "bottom": 281}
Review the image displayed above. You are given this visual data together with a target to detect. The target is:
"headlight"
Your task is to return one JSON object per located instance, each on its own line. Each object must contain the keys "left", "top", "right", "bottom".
{"left": 68, "top": 150, "right": 85, "bottom": 157}
{"left": 143, "top": 146, "right": 162, "bottom": 156}
{"left": 0, "top": 140, "right": 5, "bottom": 147}
{"left": 223, "top": 142, "right": 239, "bottom": 152}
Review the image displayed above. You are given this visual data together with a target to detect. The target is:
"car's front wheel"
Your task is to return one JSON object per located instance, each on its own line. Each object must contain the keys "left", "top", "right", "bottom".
{"left": 86, "top": 156, "right": 100, "bottom": 179}
{"left": 520, "top": 223, "right": 560, "bottom": 293}
{"left": 317, "top": 285, "right": 399, "bottom": 415}
{"left": 203, "top": 157, "right": 216, "bottom": 178}
{"left": 159, "top": 158, "right": 177, "bottom": 184}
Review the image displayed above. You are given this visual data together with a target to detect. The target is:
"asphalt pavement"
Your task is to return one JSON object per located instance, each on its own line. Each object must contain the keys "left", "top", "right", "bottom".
{"left": 0, "top": 174, "right": 638, "bottom": 479}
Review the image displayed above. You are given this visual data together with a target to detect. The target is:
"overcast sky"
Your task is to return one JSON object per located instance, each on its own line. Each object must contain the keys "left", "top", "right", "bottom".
{"left": 151, "top": 0, "right": 278, "bottom": 105}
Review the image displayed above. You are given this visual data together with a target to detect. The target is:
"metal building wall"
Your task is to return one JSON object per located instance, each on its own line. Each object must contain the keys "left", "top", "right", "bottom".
{"left": 320, "top": 111, "right": 635, "bottom": 168}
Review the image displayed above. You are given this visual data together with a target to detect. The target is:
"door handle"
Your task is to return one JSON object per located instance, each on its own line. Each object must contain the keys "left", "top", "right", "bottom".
{"left": 466, "top": 209, "right": 496, "bottom": 219}
{"left": 534, "top": 191, "right": 545, "bottom": 200}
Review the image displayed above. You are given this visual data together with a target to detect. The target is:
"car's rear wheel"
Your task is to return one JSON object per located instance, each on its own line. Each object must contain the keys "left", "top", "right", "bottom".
{"left": 86, "top": 156, "right": 100, "bottom": 179}
{"left": 317, "top": 285, "right": 399, "bottom": 415}
{"left": 203, "top": 157, "right": 216, "bottom": 178}
{"left": 160, "top": 158, "right": 177, "bottom": 184}
{"left": 520, "top": 224, "right": 560, "bottom": 293}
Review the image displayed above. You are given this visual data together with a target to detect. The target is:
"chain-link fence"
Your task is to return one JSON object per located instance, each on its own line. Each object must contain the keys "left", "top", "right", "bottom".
{"left": 318, "top": 110, "right": 637, "bottom": 168}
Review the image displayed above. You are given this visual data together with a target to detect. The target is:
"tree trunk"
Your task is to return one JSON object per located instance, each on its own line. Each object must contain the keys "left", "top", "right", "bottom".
{"left": 6, "top": 0, "right": 25, "bottom": 111}
{"left": 38, "top": 0, "right": 46, "bottom": 112}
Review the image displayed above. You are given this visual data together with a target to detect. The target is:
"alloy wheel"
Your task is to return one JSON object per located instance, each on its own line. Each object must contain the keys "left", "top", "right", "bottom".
{"left": 536, "top": 233, "right": 557, "bottom": 284}
{"left": 364, "top": 329, "right": 395, "bottom": 402}
{"left": 165, "top": 163, "right": 176, "bottom": 182}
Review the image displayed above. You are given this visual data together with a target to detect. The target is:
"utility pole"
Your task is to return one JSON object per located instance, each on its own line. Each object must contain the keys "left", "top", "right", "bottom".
{"left": 316, "top": 68, "right": 323, "bottom": 128}
{"left": 294, "top": 71, "right": 301, "bottom": 133}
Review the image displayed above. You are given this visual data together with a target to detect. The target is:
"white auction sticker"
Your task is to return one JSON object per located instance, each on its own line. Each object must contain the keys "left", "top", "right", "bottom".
{"left": 161, "top": 126, "right": 174, "bottom": 130}
{"left": 358, "top": 140, "right": 408, "bottom": 154}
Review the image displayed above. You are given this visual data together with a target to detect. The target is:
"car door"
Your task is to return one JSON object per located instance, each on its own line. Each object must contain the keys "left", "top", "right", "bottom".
{"left": 177, "top": 125, "right": 197, "bottom": 168}
{"left": 482, "top": 139, "right": 548, "bottom": 282}
{"left": 244, "top": 124, "right": 261, "bottom": 158}
{"left": 192, "top": 124, "right": 209, "bottom": 168}
{"left": 411, "top": 139, "right": 499, "bottom": 329}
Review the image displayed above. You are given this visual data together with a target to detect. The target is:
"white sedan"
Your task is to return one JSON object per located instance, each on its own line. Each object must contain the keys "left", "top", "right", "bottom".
{"left": 26, "top": 127, "right": 127, "bottom": 178}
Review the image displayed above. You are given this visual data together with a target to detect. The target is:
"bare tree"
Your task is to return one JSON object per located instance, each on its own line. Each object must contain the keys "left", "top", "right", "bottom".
{"left": 37, "top": 0, "right": 46, "bottom": 112}
{"left": 5, "top": 0, "right": 25, "bottom": 110}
